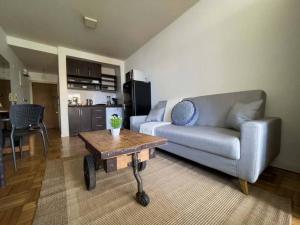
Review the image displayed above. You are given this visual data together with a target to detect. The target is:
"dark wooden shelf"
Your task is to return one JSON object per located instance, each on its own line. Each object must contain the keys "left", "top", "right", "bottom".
{"left": 101, "top": 84, "right": 116, "bottom": 88}
{"left": 101, "top": 79, "right": 116, "bottom": 83}
{"left": 67, "top": 74, "right": 101, "bottom": 79}
{"left": 100, "top": 74, "right": 117, "bottom": 93}
{"left": 100, "top": 89, "right": 117, "bottom": 93}
{"left": 67, "top": 80, "right": 100, "bottom": 85}
{"left": 68, "top": 87, "right": 101, "bottom": 91}
{"left": 101, "top": 74, "right": 116, "bottom": 78}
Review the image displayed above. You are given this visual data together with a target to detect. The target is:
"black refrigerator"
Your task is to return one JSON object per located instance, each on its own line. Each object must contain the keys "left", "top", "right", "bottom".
{"left": 123, "top": 80, "right": 151, "bottom": 129}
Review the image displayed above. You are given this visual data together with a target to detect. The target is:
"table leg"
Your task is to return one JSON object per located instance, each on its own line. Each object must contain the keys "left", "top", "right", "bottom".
{"left": 132, "top": 153, "right": 150, "bottom": 206}
{"left": 92, "top": 153, "right": 101, "bottom": 171}
{"left": 0, "top": 149, "right": 5, "bottom": 187}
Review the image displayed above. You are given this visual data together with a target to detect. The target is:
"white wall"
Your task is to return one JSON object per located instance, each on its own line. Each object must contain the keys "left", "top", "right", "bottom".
{"left": 0, "top": 27, "right": 30, "bottom": 103}
{"left": 29, "top": 71, "right": 58, "bottom": 84}
{"left": 125, "top": 0, "right": 300, "bottom": 172}
{"left": 0, "top": 68, "right": 10, "bottom": 80}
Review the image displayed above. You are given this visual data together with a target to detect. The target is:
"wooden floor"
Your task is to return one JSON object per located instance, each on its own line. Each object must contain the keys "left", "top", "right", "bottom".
{"left": 0, "top": 129, "right": 299, "bottom": 225}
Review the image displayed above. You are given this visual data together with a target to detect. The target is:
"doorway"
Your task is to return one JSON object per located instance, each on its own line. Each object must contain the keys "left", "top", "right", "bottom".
{"left": 0, "top": 79, "right": 11, "bottom": 110}
{"left": 32, "top": 82, "right": 59, "bottom": 129}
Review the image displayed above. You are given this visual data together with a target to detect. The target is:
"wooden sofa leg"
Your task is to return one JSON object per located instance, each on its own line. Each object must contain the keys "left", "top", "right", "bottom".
{"left": 239, "top": 179, "right": 249, "bottom": 195}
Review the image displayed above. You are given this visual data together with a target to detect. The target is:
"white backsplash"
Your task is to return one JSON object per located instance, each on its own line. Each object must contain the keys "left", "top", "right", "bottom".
{"left": 68, "top": 89, "right": 116, "bottom": 105}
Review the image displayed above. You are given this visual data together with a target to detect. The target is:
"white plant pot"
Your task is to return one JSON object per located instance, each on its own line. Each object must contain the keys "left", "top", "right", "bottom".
{"left": 111, "top": 128, "right": 120, "bottom": 136}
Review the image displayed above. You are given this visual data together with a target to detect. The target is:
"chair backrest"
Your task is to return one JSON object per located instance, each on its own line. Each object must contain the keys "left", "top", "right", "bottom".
{"left": 40, "top": 106, "right": 45, "bottom": 122}
{"left": 9, "top": 104, "right": 43, "bottom": 129}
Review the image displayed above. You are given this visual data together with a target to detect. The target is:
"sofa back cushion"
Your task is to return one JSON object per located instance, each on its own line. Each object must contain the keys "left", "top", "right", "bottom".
{"left": 185, "top": 90, "right": 266, "bottom": 128}
{"left": 146, "top": 100, "right": 167, "bottom": 122}
{"left": 154, "top": 100, "right": 167, "bottom": 110}
{"left": 146, "top": 107, "right": 165, "bottom": 122}
{"left": 225, "top": 99, "right": 264, "bottom": 130}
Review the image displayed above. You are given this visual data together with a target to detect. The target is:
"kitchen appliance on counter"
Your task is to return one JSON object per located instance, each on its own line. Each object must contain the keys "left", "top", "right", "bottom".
{"left": 112, "top": 98, "right": 118, "bottom": 105}
{"left": 107, "top": 96, "right": 112, "bottom": 105}
{"left": 86, "top": 99, "right": 93, "bottom": 106}
{"left": 123, "top": 80, "right": 151, "bottom": 129}
{"left": 125, "top": 69, "right": 148, "bottom": 82}
{"left": 69, "top": 97, "right": 79, "bottom": 106}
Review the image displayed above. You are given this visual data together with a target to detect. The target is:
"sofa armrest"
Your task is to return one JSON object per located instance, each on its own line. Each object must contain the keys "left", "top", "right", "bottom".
{"left": 237, "top": 117, "right": 281, "bottom": 183}
{"left": 130, "top": 115, "right": 147, "bottom": 131}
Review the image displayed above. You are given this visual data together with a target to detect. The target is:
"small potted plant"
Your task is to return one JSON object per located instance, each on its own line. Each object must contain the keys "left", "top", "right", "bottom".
{"left": 110, "top": 114, "right": 122, "bottom": 136}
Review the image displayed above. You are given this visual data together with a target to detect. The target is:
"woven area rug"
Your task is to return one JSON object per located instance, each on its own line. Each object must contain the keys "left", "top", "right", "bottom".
{"left": 33, "top": 153, "right": 291, "bottom": 225}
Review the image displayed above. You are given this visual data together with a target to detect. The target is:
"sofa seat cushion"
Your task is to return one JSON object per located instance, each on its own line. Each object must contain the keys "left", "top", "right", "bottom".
{"left": 155, "top": 125, "right": 241, "bottom": 160}
{"left": 131, "top": 122, "right": 141, "bottom": 132}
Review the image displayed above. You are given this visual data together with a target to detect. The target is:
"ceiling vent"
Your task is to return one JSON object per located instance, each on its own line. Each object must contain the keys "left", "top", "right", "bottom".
{"left": 83, "top": 16, "right": 98, "bottom": 29}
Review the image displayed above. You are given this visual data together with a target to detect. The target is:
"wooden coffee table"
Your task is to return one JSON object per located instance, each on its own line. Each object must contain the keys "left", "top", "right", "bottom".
{"left": 79, "top": 129, "right": 167, "bottom": 206}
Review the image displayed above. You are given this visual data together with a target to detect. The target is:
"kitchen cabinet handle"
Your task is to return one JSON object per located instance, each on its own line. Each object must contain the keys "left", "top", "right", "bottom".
{"left": 95, "top": 116, "right": 102, "bottom": 119}
{"left": 96, "top": 124, "right": 104, "bottom": 127}
{"left": 95, "top": 110, "right": 103, "bottom": 112}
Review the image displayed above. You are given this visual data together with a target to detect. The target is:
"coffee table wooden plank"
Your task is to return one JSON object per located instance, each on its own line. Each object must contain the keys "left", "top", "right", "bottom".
{"left": 103, "top": 148, "right": 155, "bottom": 172}
{"left": 79, "top": 129, "right": 167, "bottom": 159}
{"left": 117, "top": 148, "right": 149, "bottom": 170}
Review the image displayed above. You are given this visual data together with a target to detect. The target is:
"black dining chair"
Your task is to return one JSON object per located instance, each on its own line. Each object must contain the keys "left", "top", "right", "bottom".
{"left": 9, "top": 104, "right": 48, "bottom": 171}
{"left": 40, "top": 106, "right": 49, "bottom": 147}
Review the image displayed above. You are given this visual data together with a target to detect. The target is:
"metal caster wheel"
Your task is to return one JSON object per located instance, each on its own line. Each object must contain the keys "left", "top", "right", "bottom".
{"left": 136, "top": 191, "right": 150, "bottom": 206}
{"left": 84, "top": 155, "right": 96, "bottom": 190}
{"left": 138, "top": 161, "right": 147, "bottom": 171}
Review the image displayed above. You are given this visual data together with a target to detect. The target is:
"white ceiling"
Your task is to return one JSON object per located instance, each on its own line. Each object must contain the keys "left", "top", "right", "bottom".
{"left": 11, "top": 46, "right": 58, "bottom": 74}
{"left": 0, "top": 0, "right": 199, "bottom": 60}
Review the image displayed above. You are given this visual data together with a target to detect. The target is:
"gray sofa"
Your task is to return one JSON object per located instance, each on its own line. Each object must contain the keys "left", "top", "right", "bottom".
{"left": 130, "top": 90, "right": 281, "bottom": 194}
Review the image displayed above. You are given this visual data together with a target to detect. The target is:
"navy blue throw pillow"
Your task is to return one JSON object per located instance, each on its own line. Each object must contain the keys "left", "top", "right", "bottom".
{"left": 171, "top": 100, "right": 198, "bottom": 126}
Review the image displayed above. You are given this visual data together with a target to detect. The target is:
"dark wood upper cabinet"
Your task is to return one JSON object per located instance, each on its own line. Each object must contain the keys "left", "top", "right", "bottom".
{"left": 66, "top": 58, "right": 84, "bottom": 76}
{"left": 84, "top": 62, "right": 101, "bottom": 78}
{"left": 66, "top": 58, "right": 78, "bottom": 76}
{"left": 77, "top": 61, "right": 89, "bottom": 77}
{"left": 88, "top": 62, "right": 101, "bottom": 78}
{"left": 67, "top": 58, "right": 101, "bottom": 78}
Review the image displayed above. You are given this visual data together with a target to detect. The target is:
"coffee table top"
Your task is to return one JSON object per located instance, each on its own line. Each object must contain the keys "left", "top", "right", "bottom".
{"left": 79, "top": 129, "right": 167, "bottom": 159}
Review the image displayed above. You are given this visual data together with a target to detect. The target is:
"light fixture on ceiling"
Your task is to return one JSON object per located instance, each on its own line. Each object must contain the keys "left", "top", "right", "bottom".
{"left": 83, "top": 16, "right": 98, "bottom": 29}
